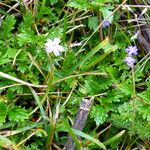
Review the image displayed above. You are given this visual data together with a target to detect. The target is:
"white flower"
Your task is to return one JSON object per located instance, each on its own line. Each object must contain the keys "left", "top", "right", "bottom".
{"left": 44, "top": 38, "right": 64, "bottom": 56}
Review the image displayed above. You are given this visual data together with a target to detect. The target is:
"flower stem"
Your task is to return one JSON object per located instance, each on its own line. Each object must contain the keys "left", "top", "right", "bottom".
{"left": 132, "top": 67, "right": 136, "bottom": 97}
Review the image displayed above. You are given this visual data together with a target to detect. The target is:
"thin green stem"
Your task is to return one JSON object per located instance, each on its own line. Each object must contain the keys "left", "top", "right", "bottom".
{"left": 132, "top": 67, "right": 136, "bottom": 97}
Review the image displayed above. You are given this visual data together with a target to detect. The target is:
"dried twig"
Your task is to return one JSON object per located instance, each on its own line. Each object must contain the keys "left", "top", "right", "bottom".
{"left": 64, "top": 97, "right": 94, "bottom": 150}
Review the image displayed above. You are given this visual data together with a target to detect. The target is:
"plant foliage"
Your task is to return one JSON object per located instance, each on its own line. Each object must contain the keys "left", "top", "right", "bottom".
{"left": 0, "top": 0, "right": 150, "bottom": 149}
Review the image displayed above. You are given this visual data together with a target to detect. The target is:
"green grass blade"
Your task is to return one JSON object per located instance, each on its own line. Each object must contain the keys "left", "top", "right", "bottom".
{"left": 73, "top": 129, "right": 106, "bottom": 150}
{"left": 63, "top": 13, "right": 67, "bottom": 43}
{"left": 29, "top": 87, "right": 48, "bottom": 121}
{"left": 0, "top": 135, "right": 18, "bottom": 150}
{"left": 0, "top": 72, "right": 46, "bottom": 88}
{"left": 68, "top": 38, "right": 109, "bottom": 75}
{"left": 14, "top": 122, "right": 44, "bottom": 135}
{"left": 62, "top": 118, "right": 81, "bottom": 150}
{"left": 45, "top": 123, "right": 55, "bottom": 149}
{"left": 82, "top": 45, "right": 118, "bottom": 71}
{"left": 103, "top": 130, "right": 126, "bottom": 146}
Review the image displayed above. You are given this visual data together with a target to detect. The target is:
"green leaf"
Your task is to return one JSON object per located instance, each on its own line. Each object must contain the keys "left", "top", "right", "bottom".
{"left": 88, "top": 17, "right": 98, "bottom": 31}
{"left": 14, "top": 122, "right": 44, "bottom": 135}
{"left": 68, "top": 38, "right": 109, "bottom": 74}
{"left": 83, "top": 44, "right": 118, "bottom": 71}
{"left": 19, "top": 12, "right": 34, "bottom": 34}
{"left": 50, "top": 0, "right": 58, "bottom": 5}
{"left": 1, "top": 15, "right": 16, "bottom": 38}
{"left": 67, "top": 0, "right": 88, "bottom": 10}
{"left": 99, "top": 6, "right": 114, "bottom": 22}
{"left": 92, "top": 0, "right": 117, "bottom": 4}
{"left": 6, "top": 47, "right": 17, "bottom": 58}
{"left": 29, "top": 87, "right": 48, "bottom": 121}
{"left": 120, "top": 81, "right": 132, "bottom": 96}
{"left": 0, "top": 47, "right": 17, "bottom": 65}
{"left": 0, "top": 8, "right": 7, "bottom": 15}
{"left": 62, "top": 118, "right": 81, "bottom": 150}
{"left": 37, "top": 5, "right": 57, "bottom": 23}
{"left": 138, "top": 89, "right": 150, "bottom": 104}
{"left": 103, "top": 130, "right": 125, "bottom": 146}
{"left": 8, "top": 106, "right": 29, "bottom": 122}
{"left": 0, "top": 135, "right": 18, "bottom": 150}
{"left": 61, "top": 51, "right": 78, "bottom": 76}
{"left": 79, "top": 76, "right": 112, "bottom": 95}
{"left": 138, "top": 105, "right": 150, "bottom": 121}
{"left": 91, "top": 105, "right": 108, "bottom": 125}
{"left": 17, "top": 61, "right": 28, "bottom": 73}
{"left": 0, "top": 102, "right": 7, "bottom": 126}
{"left": 63, "top": 13, "right": 67, "bottom": 43}
{"left": 73, "top": 129, "right": 106, "bottom": 150}
{"left": 100, "top": 90, "right": 123, "bottom": 104}
{"left": 17, "top": 33, "right": 33, "bottom": 46}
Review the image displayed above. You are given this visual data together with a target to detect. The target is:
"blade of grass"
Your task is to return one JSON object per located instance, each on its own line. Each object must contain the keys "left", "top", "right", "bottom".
{"left": 73, "top": 129, "right": 106, "bottom": 150}
{"left": 29, "top": 86, "right": 48, "bottom": 121}
{"left": 17, "top": 132, "right": 36, "bottom": 148}
{"left": 103, "top": 130, "right": 126, "bottom": 146}
{"left": 36, "top": 0, "right": 46, "bottom": 23}
{"left": 0, "top": 135, "right": 18, "bottom": 150}
{"left": 62, "top": 118, "right": 81, "bottom": 150}
{"left": 68, "top": 38, "right": 109, "bottom": 75}
{"left": 82, "top": 45, "right": 118, "bottom": 71}
{"left": 17, "top": 129, "right": 47, "bottom": 147}
{"left": 45, "top": 123, "right": 55, "bottom": 149}
{"left": 28, "top": 52, "right": 45, "bottom": 78}
{"left": 29, "top": 55, "right": 54, "bottom": 116}
{"left": 11, "top": 122, "right": 44, "bottom": 136}
{"left": 54, "top": 72, "right": 107, "bottom": 84}
{"left": 0, "top": 122, "right": 44, "bottom": 137}
{"left": 0, "top": 72, "right": 47, "bottom": 88}
{"left": 45, "top": 100, "right": 60, "bottom": 149}
{"left": 63, "top": 13, "right": 67, "bottom": 43}
{"left": 66, "top": 24, "right": 85, "bottom": 34}
{"left": 0, "top": 122, "right": 15, "bottom": 130}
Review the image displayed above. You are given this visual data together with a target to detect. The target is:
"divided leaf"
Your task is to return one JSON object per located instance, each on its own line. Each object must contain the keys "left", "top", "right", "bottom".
{"left": 91, "top": 105, "right": 108, "bottom": 126}
{"left": 8, "top": 106, "right": 29, "bottom": 122}
{"left": 88, "top": 17, "right": 98, "bottom": 31}
{"left": 1, "top": 15, "right": 16, "bottom": 39}
{"left": 79, "top": 76, "right": 112, "bottom": 95}
{"left": 0, "top": 102, "right": 7, "bottom": 126}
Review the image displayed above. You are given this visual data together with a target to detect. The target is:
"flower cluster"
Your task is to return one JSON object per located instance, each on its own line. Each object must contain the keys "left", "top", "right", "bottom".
{"left": 102, "top": 20, "right": 110, "bottom": 28}
{"left": 44, "top": 38, "right": 64, "bottom": 56}
{"left": 124, "top": 46, "right": 138, "bottom": 68}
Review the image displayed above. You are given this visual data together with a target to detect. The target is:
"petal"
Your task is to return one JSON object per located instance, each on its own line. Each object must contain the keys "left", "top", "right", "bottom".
{"left": 124, "top": 56, "right": 136, "bottom": 67}
{"left": 58, "top": 45, "right": 64, "bottom": 52}
{"left": 125, "top": 46, "right": 138, "bottom": 56}
{"left": 133, "top": 46, "right": 138, "bottom": 50}
{"left": 125, "top": 47, "right": 130, "bottom": 52}
{"left": 45, "top": 43, "right": 50, "bottom": 47}
{"left": 45, "top": 47, "right": 53, "bottom": 53}
{"left": 53, "top": 49, "right": 60, "bottom": 56}
{"left": 45, "top": 39, "right": 53, "bottom": 46}
{"left": 47, "top": 39, "right": 53, "bottom": 44}
{"left": 102, "top": 20, "right": 110, "bottom": 28}
{"left": 53, "top": 38, "right": 60, "bottom": 45}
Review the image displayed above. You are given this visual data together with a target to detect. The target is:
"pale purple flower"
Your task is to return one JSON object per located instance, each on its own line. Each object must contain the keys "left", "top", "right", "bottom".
{"left": 102, "top": 20, "right": 110, "bottom": 28}
{"left": 124, "top": 45, "right": 138, "bottom": 67}
{"left": 44, "top": 38, "right": 64, "bottom": 56}
{"left": 125, "top": 46, "right": 138, "bottom": 56}
{"left": 124, "top": 56, "right": 136, "bottom": 68}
